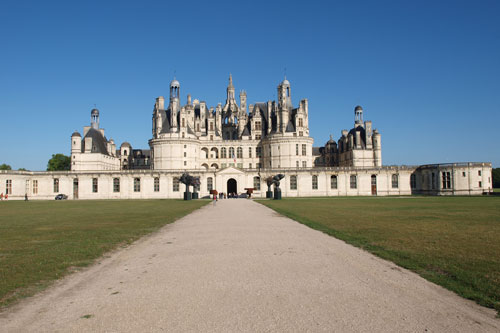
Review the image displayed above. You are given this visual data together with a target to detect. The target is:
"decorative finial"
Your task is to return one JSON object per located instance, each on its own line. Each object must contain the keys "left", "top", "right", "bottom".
{"left": 229, "top": 73, "right": 233, "bottom": 84}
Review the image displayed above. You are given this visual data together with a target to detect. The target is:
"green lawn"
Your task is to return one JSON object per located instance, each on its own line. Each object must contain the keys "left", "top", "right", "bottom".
{"left": 258, "top": 196, "right": 500, "bottom": 313}
{"left": 0, "top": 199, "right": 207, "bottom": 308}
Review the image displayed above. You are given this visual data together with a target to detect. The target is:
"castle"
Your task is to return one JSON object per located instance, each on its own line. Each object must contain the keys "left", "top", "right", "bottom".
{"left": 0, "top": 76, "right": 492, "bottom": 199}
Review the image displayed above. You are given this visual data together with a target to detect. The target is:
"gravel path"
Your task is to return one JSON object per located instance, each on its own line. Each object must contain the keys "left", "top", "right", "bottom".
{"left": 1, "top": 199, "right": 498, "bottom": 332}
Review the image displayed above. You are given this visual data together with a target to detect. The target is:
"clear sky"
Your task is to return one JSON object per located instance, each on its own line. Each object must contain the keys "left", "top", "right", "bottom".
{"left": 1, "top": 0, "right": 499, "bottom": 170}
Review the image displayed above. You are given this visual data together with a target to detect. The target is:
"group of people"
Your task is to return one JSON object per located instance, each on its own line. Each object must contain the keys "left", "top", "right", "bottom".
{"left": 0, "top": 192, "right": 8, "bottom": 200}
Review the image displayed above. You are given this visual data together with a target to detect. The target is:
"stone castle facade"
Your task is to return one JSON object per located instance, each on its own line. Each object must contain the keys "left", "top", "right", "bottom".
{"left": 0, "top": 76, "right": 493, "bottom": 199}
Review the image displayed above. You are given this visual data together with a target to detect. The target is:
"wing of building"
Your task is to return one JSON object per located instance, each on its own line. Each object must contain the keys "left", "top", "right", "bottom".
{"left": 0, "top": 76, "right": 493, "bottom": 199}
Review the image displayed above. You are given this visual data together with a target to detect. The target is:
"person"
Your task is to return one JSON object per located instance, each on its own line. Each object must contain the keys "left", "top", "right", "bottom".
{"left": 25, "top": 193, "right": 28, "bottom": 201}
{"left": 0, "top": 192, "right": 3, "bottom": 200}
{"left": 5, "top": 194, "right": 8, "bottom": 200}
{"left": 213, "top": 193, "right": 217, "bottom": 206}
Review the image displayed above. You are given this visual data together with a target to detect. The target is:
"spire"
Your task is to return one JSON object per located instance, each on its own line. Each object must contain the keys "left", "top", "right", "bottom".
{"left": 228, "top": 73, "right": 234, "bottom": 88}
{"left": 226, "top": 73, "right": 235, "bottom": 102}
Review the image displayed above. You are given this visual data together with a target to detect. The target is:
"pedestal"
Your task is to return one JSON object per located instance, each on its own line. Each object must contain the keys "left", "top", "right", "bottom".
{"left": 266, "top": 191, "right": 273, "bottom": 199}
{"left": 192, "top": 192, "right": 199, "bottom": 199}
{"left": 273, "top": 188, "right": 282, "bottom": 200}
{"left": 184, "top": 191, "right": 192, "bottom": 200}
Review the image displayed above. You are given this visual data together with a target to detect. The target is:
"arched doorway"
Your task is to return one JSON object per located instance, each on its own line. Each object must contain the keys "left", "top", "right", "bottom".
{"left": 371, "top": 175, "right": 377, "bottom": 195}
{"left": 227, "top": 178, "right": 237, "bottom": 196}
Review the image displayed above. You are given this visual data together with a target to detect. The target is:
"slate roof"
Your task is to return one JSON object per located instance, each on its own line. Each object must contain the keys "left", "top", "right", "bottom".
{"left": 83, "top": 128, "right": 109, "bottom": 155}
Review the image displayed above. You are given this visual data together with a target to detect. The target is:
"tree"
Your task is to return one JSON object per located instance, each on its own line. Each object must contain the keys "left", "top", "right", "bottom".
{"left": 47, "top": 154, "right": 71, "bottom": 171}
{"left": 18, "top": 168, "right": 28, "bottom": 171}
{"left": 492, "top": 168, "right": 500, "bottom": 188}
{"left": 0, "top": 163, "right": 12, "bottom": 170}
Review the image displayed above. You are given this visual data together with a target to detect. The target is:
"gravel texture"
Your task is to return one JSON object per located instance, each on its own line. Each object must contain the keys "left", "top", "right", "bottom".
{"left": 1, "top": 199, "right": 498, "bottom": 332}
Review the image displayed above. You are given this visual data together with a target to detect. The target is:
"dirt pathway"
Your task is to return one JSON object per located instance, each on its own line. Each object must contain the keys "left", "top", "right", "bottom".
{"left": 1, "top": 199, "right": 498, "bottom": 332}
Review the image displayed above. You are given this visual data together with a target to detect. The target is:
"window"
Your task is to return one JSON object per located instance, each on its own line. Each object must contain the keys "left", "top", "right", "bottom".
{"left": 182, "top": 118, "right": 185, "bottom": 127}
{"left": 478, "top": 170, "right": 481, "bottom": 176}
{"left": 479, "top": 181, "right": 482, "bottom": 187}
{"left": 221, "top": 163, "right": 227, "bottom": 168}
{"left": 113, "top": 178, "right": 120, "bottom": 192}
{"left": 184, "top": 152, "right": 187, "bottom": 157}
{"left": 256, "top": 163, "right": 261, "bottom": 168}
{"left": 237, "top": 163, "right": 243, "bottom": 168}
{"left": 229, "top": 147, "right": 235, "bottom": 159}
{"left": 442, "top": 172, "right": 451, "bottom": 189}
{"left": 302, "top": 144, "right": 306, "bottom": 156}
{"left": 302, "top": 161, "right": 306, "bottom": 168}
{"left": 210, "top": 135, "right": 213, "bottom": 141}
{"left": 249, "top": 163, "right": 252, "bottom": 169}
{"left": 182, "top": 132, "right": 185, "bottom": 138}
{"left": 462, "top": 172, "right": 466, "bottom": 177}
{"left": 296, "top": 144, "right": 299, "bottom": 156}
{"left": 154, "top": 177, "right": 160, "bottom": 192}
{"left": 248, "top": 147, "right": 252, "bottom": 158}
{"left": 255, "top": 121, "right": 261, "bottom": 130}
{"left": 6, "top": 179, "right": 12, "bottom": 195}
{"left": 210, "top": 122, "right": 214, "bottom": 131}
{"left": 290, "top": 175, "right": 297, "bottom": 190}
{"left": 296, "top": 161, "right": 299, "bottom": 167}
{"left": 256, "top": 147, "right": 262, "bottom": 158}
{"left": 253, "top": 176, "right": 261, "bottom": 190}
{"left": 53, "top": 178, "right": 59, "bottom": 193}
{"left": 298, "top": 118, "right": 303, "bottom": 127}
{"left": 299, "top": 131, "right": 303, "bottom": 136}
{"left": 25, "top": 180, "right": 30, "bottom": 194}
{"left": 350, "top": 175, "right": 357, "bottom": 189}
{"left": 410, "top": 174, "right": 416, "bottom": 189}
{"left": 392, "top": 174, "right": 399, "bottom": 189}
{"left": 331, "top": 175, "right": 337, "bottom": 189}
{"left": 255, "top": 134, "right": 261, "bottom": 140}
{"left": 173, "top": 177, "right": 180, "bottom": 192}
{"left": 32, "top": 180, "right": 38, "bottom": 194}
{"left": 134, "top": 178, "right": 141, "bottom": 192}
{"left": 221, "top": 147, "right": 227, "bottom": 158}
{"left": 237, "top": 147, "right": 243, "bottom": 158}
{"left": 312, "top": 175, "right": 318, "bottom": 190}
{"left": 197, "top": 124, "right": 200, "bottom": 132}
{"left": 92, "top": 178, "right": 98, "bottom": 193}
{"left": 432, "top": 173, "right": 436, "bottom": 190}
{"left": 184, "top": 161, "right": 187, "bottom": 166}
{"left": 207, "top": 177, "right": 213, "bottom": 192}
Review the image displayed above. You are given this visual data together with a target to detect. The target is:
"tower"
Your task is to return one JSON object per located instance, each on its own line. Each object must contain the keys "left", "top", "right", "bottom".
{"left": 91, "top": 108, "right": 99, "bottom": 129}
{"left": 277, "top": 77, "right": 292, "bottom": 109}
{"left": 170, "top": 78, "right": 180, "bottom": 102}
{"left": 227, "top": 74, "right": 235, "bottom": 103}
{"left": 355, "top": 105, "right": 363, "bottom": 126}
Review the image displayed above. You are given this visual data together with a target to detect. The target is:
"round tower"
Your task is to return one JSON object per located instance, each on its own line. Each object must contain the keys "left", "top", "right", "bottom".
{"left": 71, "top": 131, "right": 81, "bottom": 154}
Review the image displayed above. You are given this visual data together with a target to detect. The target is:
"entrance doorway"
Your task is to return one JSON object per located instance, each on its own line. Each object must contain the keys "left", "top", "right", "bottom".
{"left": 73, "top": 178, "right": 79, "bottom": 199}
{"left": 371, "top": 175, "right": 377, "bottom": 195}
{"left": 227, "top": 178, "right": 237, "bottom": 196}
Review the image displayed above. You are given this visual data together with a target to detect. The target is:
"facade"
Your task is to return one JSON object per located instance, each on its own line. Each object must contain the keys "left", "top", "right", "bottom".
{"left": 0, "top": 76, "right": 493, "bottom": 200}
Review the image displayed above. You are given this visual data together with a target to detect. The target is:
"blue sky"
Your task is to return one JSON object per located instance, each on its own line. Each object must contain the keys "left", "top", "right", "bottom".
{"left": 1, "top": 0, "right": 499, "bottom": 170}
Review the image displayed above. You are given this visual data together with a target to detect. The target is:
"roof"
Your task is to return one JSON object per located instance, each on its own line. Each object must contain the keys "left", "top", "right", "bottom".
{"left": 121, "top": 142, "right": 131, "bottom": 147}
{"left": 72, "top": 131, "right": 81, "bottom": 137}
{"left": 83, "top": 128, "right": 109, "bottom": 155}
{"left": 312, "top": 147, "right": 322, "bottom": 155}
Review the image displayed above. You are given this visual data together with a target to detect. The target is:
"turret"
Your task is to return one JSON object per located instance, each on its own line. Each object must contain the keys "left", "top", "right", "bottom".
{"left": 226, "top": 74, "right": 235, "bottom": 103}
{"left": 373, "top": 129, "right": 382, "bottom": 166}
{"left": 91, "top": 108, "right": 99, "bottom": 129}
{"left": 354, "top": 105, "right": 363, "bottom": 126}
{"left": 71, "top": 131, "right": 81, "bottom": 154}
{"left": 277, "top": 77, "right": 293, "bottom": 109}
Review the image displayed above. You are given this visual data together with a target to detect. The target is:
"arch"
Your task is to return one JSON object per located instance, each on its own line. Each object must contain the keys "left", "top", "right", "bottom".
{"left": 210, "top": 163, "right": 219, "bottom": 169}
{"left": 227, "top": 178, "right": 237, "bottom": 195}
{"left": 221, "top": 147, "right": 227, "bottom": 158}
{"left": 201, "top": 163, "right": 209, "bottom": 170}
{"left": 201, "top": 147, "right": 209, "bottom": 159}
{"left": 210, "top": 147, "right": 219, "bottom": 158}
{"left": 371, "top": 175, "right": 377, "bottom": 195}
{"left": 330, "top": 175, "right": 337, "bottom": 189}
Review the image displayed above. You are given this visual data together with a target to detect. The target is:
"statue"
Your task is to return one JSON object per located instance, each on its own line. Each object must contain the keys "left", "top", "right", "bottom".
{"left": 265, "top": 174, "right": 285, "bottom": 199}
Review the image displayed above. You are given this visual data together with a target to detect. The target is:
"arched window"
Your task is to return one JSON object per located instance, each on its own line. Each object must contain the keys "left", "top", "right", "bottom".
{"left": 410, "top": 174, "right": 416, "bottom": 189}
{"left": 154, "top": 177, "right": 160, "bottom": 192}
{"left": 207, "top": 177, "right": 213, "bottom": 192}
{"left": 253, "top": 176, "right": 260, "bottom": 190}
{"left": 237, "top": 147, "right": 243, "bottom": 158}
{"left": 290, "top": 175, "right": 297, "bottom": 190}
{"left": 229, "top": 147, "right": 235, "bottom": 159}
{"left": 113, "top": 178, "right": 120, "bottom": 192}
{"left": 312, "top": 175, "right": 318, "bottom": 189}
{"left": 134, "top": 178, "right": 141, "bottom": 192}
{"left": 350, "top": 175, "right": 357, "bottom": 189}
{"left": 330, "top": 175, "right": 337, "bottom": 189}
{"left": 173, "top": 177, "right": 179, "bottom": 192}
{"left": 221, "top": 147, "right": 227, "bottom": 158}
{"left": 392, "top": 174, "right": 399, "bottom": 189}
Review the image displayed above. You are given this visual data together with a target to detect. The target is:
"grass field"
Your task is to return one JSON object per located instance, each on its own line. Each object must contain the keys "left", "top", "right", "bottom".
{"left": 258, "top": 196, "right": 500, "bottom": 313}
{"left": 0, "top": 199, "right": 207, "bottom": 308}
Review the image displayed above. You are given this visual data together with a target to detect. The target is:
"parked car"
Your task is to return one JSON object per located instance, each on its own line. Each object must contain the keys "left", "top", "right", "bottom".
{"left": 55, "top": 194, "right": 68, "bottom": 200}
